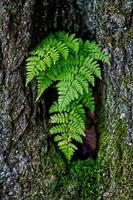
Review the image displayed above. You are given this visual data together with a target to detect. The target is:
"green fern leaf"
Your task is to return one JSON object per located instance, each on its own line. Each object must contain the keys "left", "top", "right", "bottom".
{"left": 81, "top": 89, "right": 95, "bottom": 112}
{"left": 26, "top": 64, "right": 37, "bottom": 85}
{"left": 56, "top": 42, "right": 69, "bottom": 60}
{"left": 49, "top": 47, "right": 59, "bottom": 64}
{"left": 51, "top": 124, "right": 68, "bottom": 134}
{"left": 51, "top": 112, "right": 69, "bottom": 124}
{"left": 54, "top": 135, "right": 63, "bottom": 142}
{"left": 68, "top": 132, "right": 83, "bottom": 143}
{"left": 59, "top": 142, "right": 77, "bottom": 160}
{"left": 49, "top": 101, "right": 60, "bottom": 113}
{"left": 26, "top": 57, "right": 41, "bottom": 85}
{"left": 43, "top": 54, "right": 52, "bottom": 67}
{"left": 36, "top": 72, "right": 53, "bottom": 100}
{"left": 26, "top": 31, "right": 110, "bottom": 160}
{"left": 56, "top": 31, "right": 80, "bottom": 54}
{"left": 56, "top": 70, "right": 89, "bottom": 110}
{"left": 50, "top": 102, "right": 86, "bottom": 160}
{"left": 84, "top": 41, "right": 110, "bottom": 64}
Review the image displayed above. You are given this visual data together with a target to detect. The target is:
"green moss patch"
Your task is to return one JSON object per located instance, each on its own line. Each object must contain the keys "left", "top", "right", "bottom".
{"left": 28, "top": 110, "right": 132, "bottom": 200}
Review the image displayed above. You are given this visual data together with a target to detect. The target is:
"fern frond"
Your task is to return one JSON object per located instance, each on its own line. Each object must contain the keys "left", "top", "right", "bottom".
{"left": 26, "top": 64, "right": 37, "bottom": 85}
{"left": 56, "top": 67, "right": 89, "bottom": 110}
{"left": 55, "top": 31, "right": 80, "bottom": 54}
{"left": 56, "top": 41, "right": 69, "bottom": 60}
{"left": 69, "top": 133, "right": 83, "bottom": 143}
{"left": 43, "top": 54, "right": 52, "bottom": 67}
{"left": 56, "top": 80, "right": 79, "bottom": 110}
{"left": 49, "top": 101, "right": 61, "bottom": 113}
{"left": 36, "top": 62, "right": 63, "bottom": 100}
{"left": 26, "top": 31, "right": 110, "bottom": 160}
{"left": 80, "top": 89, "right": 95, "bottom": 112}
{"left": 51, "top": 112, "right": 69, "bottom": 124}
{"left": 36, "top": 72, "right": 53, "bottom": 100}
{"left": 49, "top": 47, "right": 59, "bottom": 64}
{"left": 54, "top": 135, "right": 63, "bottom": 142}
{"left": 78, "top": 58, "right": 99, "bottom": 85}
{"left": 50, "top": 103, "right": 86, "bottom": 160}
{"left": 40, "top": 33, "right": 57, "bottom": 47}
{"left": 51, "top": 124, "right": 68, "bottom": 134}
{"left": 59, "top": 142, "right": 77, "bottom": 161}
{"left": 26, "top": 56, "right": 42, "bottom": 85}
{"left": 84, "top": 40, "right": 110, "bottom": 64}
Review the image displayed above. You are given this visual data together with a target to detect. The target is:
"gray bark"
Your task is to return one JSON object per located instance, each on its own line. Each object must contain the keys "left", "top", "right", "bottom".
{"left": 0, "top": 1, "right": 47, "bottom": 199}
{"left": 0, "top": 0, "right": 133, "bottom": 199}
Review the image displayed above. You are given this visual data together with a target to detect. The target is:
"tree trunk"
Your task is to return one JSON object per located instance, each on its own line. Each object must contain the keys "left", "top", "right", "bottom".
{"left": 0, "top": 0, "right": 133, "bottom": 199}
{"left": 0, "top": 0, "right": 47, "bottom": 199}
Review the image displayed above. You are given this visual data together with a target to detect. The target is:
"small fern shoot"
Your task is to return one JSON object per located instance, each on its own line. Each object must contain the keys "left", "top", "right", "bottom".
{"left": 26, "top": 31, "right": 109, "bottom": 161}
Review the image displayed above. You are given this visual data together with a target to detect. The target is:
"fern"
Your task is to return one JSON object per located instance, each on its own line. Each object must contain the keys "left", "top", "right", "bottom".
{"left": 26, "top": 32, "right": 109, "bottom": 160}
{"left": 55, "top": 31, "right": 79, "bottom": 54}
{"left": 50, "top": 102, "right": 85, "bottom": 160}
{"left": 36, "top": 62, "right": 62, "bottom": 99}
{"left": 84, "top": 41, "right": 110, "bottom": 64}
{"left": 80, "top": 89, "right": 95, "bottom": 112}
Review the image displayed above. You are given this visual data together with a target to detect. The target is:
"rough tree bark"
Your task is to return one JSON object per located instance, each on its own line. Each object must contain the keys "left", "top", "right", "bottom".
{"left": 0, "top": 0, "right": 48, "bottom": 199}
{"left": 0, "top": 0, "right": 133, "bottom": 200}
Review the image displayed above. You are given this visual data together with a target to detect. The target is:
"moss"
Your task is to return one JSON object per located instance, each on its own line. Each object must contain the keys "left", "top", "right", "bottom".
{"left": 97, "top": 108, "right": 133, "bottom": 199}
{"left": 28, "top": 107, "right": 132, "bottom": 200}
{"left": 128, "top": 28, "right": 133, "bottom": 38}
{"left": 107, "top": 2, "right": 129, "bottom": 16}
{"left": 0, "top": 16, "right": 4, "bottom": 25}
{"left": 44, "top": 150, "right": 101, "bottom": 199}
{"left": 103, "top": 35, "right": 111, "bottom": 44}
{"left": 28, "top": 144, "right": 105, "bottom": 199}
